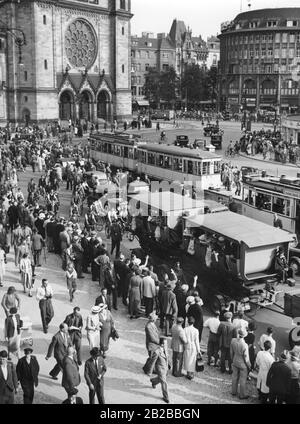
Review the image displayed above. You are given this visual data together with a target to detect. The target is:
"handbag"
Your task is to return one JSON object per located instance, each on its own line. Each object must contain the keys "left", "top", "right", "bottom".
{"left": 110, "top": 327, "right": 119, "bottom": 341}
{"left": 195, "top": 353, "right": 204, "bottom": 372}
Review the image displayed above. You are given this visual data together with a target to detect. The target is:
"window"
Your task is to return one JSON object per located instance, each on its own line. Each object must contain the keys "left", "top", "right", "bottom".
{"left": 261, "top": 48, "right": 266, "bottom": 57}
{"left": 255, "top": 35, "right": 260, "bottom": 42}
{"left": 267, "top": 34, "right": 274, "bottom": 43}
{"left": 267, "top": 48, "right": 273, "bottom": 56}
{"left": 267, "top": 21, "right": 277, "bottom": 27}
{"left": 146, "top": 51, "right": 150, "bottom": 59}
{"left": 262, "top": 35, "right": 267, "bottom": 43}
{"left": 272, "top": 196, "right": 291, "bottom": 216}
{"left": 274, "top": 48, "right": 280, "bottom": 58}
{"left": 131, "top": 50, "right": 135, "bottom": 58}
{"left": 256, "top": 192, "right": 271, "bottom": 211}
{"left": 202, "top": 162, "right": 210, "bottom": 175}
{"left": 282, "top": 49, "right": 287, "bottom": 58}
{"left": 297, "top": 34, "right": 300, "bottom": 43}
{"left": 122, "top": 27, "right": 125, "bottom": 35}
{"left": 282, "top": 33, "right": 288, "bottom": 43}
{"left": 289, "top": 48, "right": 295, "bottom": 57}
{"left": 43, "top": 15, "right": 46, "bottom": 25}
{"left": 148, "top": 153, "right": 155, "bottom": 165}
{"left": 138, "top": 87, "right": 143, "bottom": 96}
{"left": 214, "top": 161, "right": 221, "bottom": 174}
{"left": 162, "top": 64, "right": 169, "bottom": 71}
{"left": 290, "top": 34, "right": 295, "bottom": 43}
{"left": 275, "top": 33, "right": 281, "bottom": 43}
{"left": 287, "top": 20, "right": 297, "bottom": 27}
{"left": 297, "top": 48, "right": 300, "bottom": 57}
{"left": 120, "top": 0, "right": 126, "bottom": 10}
{"left": 24, "top": 71, "right": 28, "bottom": 81}
{"left": 137, "top": 76, "right": 141, "bottom": 84}
{"left": 145, "top": 63, "right": 150, "bottom": 71}
{"left": 249, "top": 21, "right": 258, "bottom": 28}
{"left": 24, "top": 96, "right": 28, "bottom": 102}
{"left": 255, "top": 48, "right": 259, "bottom": 58}
{"left": 44, "top": 59, "right": 48, "bottom": 70}
{"left": 122, "top": 64, "right": 125, "bottom": 73}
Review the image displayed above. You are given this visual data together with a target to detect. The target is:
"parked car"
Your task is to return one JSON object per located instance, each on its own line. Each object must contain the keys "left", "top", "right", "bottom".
{"left": 174, "top": 135, "right": 190, "bottom": 147}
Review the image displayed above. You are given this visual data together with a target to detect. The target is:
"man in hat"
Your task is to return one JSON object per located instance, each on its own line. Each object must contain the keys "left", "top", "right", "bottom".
{"left": 267, "top": 351, "right": 292, "bottom": 404}
{"left": 62, "top": 387, "right": 83, "bottom": 404}
{"left": 171, "top": 317, "right": 187, "bottom": 377}
{"left": 16, "top": 345, "right": 40, "bottom": 404}
{"left": 46, "top": 323, "right": 72, "bottom": 380}
{"left": 150, "top": 336, "right": 170, "bottom": 403}
{"left": 217, "top": 311, "right": 236, "bottom": 374}
{"left": 160, "top": 282, "right": 178, "bottom": 337}
{"left": 114, "top": 252, "right": 129, "bottom": 303}
{"left": 84, "top": 347, "right": 107, "bottom": 404}
{"left": 61, "top": 346, "right": 81, "bottom": 396}
{"left": 143, "top": 312, "right": 160, "bottom": 376}
{"left": 0, "top": 350, "right": 18, "bottom": 404}
{"left": 64, "top": 307, "right": 83, "bottom": 366}
{"left": 187, "top": 296, "right": 204, "bottom": 343}
{"left": 230, "top": 328, "right": 251, "bottom": 399}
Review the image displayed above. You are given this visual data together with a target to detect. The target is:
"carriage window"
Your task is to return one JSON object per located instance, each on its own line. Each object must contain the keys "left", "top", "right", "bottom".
{"left": 123, "top": 146, "right": 128, "bottom": 158}
{"left": 114, "top": 145, "right": 121, "bottom": 156}
{"left": 107, "top": 143, "right": 112, "bottom": 154}
{"left": 133, "top": 149, "right": 138, "bottom": 160}
{"left": 202, "top": 162, "right": 209, "bottom": 175}
{"left": 141, "top": 151, "right": 147, "bottom": 164}
{"left": 159, "top": 155, "right": 164, "bottom": 167}
{"left": 256, "top": 192, "right": 271, "bottom": 211}
{"left": 214, "top": 161, "right": 221, "bottom": 174}
{"left": 103, "top": 143, "right": 108, "bottom": 153}
{"left": 243, "top": 187, "right": 249, "bottom": 202}
{"left": 272, "top": 196, "right": 291, "bottom": 217}
{"left": 248, "top": 189, "right": 255, "bottom": 205}
{"left": 197, "top": 162, "right": 202, "bottom": 175}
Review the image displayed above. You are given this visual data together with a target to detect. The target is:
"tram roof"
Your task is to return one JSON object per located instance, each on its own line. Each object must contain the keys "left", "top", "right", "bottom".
{"left": 129, "top": 192, "right": 226, "bottom": 213}
{"left": 186, "top": 211, "right": 294, "bottom": 248}
{"left": 138, "top": 144, "right": 221, "bottom": 160}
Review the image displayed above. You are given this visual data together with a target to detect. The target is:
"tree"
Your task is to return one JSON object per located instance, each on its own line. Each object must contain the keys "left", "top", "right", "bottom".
{"left": 143, "top": 66, "right": 179, "bottom": 107}
{"left": 181, "top": 64, "right": 217, "bottom": 106}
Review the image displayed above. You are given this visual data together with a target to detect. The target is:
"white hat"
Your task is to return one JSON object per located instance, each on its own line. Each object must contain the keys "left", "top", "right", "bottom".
{"left": 98, "top": 303, "right": 108, "bottom": 312}
{"left": 91, "top": 306, "right": 101, "bottom": 313}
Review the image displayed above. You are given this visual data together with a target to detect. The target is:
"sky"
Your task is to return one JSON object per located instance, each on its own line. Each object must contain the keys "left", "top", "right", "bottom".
{"left": 131, "top": 0, "right": 300, "bottom": 39}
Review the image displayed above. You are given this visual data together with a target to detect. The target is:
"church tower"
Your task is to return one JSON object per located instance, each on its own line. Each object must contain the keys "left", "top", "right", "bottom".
{"left": 0, "top": 0, "right": 133, "bottom": 126}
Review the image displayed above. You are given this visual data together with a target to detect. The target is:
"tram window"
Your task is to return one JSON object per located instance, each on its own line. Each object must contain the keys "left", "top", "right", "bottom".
{"left": 196, "top": 162, "right": 202, "bottom": 175}
{"left": 173, "top": 158, "right": 183, "bottom": 171}
{"left": 243, "top": 187, "right": 249, "bottom": 202}
{"left": 115, "top": 145, "right": 121, "bottom": 156}
{"left": 164, "top": 156, "right": 171, "bottom": 169}
{"left": 148, "top": 153, "right": 155, "bottom": 165}
{"left": 128, "top": 148, "right": 134, "bottom": 159}
{"left": 256, "top": 192, "right": 271, "bottom": 211}
{"left": 187, "top": 160, "right": 193, "bottom": 174}
{"left": 202, "top": 162, "right": 209, "bottom": 175}
{"left": 103, "top": 143, "right": 108, "bottom": 153}
{"left": 272, "top": 196, "right": 291, "bottom": 217}
{"left": 248, "top": 189, "right": 255, "bottom": 205}
{"left": 123, "top": 146, "right": 128, "bottom": 158}
{"left": 141, "top": 151, "right": 147, "bottom": 164}
{"left": 159, "top": 155, "right": 164, "bottom": 167}
{"left": 108, "top": 144, "right": 112, "bottom": 154}
{"left": 214, "top": 161, "right": 221, "bottom": 174}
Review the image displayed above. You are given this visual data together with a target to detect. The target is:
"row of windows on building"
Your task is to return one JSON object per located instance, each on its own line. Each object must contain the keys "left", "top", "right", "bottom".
{"left": 236, "top": 20, "right": 299, "bottom": 30}
{"left": 228, "top": 62, "right": 300, "bottom": 74}
{"left": 227, "top": 47, "right": 300, "bottom": 59}
{"left": 131, "top": 50, "right": 172, "bottom": 59}
{"left": 225, "top": 33, "right": 300, "bottom": 45}
{"left": 131, "top": 86, "right": 144, "bottom": 96}
{"left": 131, "top": 63, "right": 170, "bottom": 72}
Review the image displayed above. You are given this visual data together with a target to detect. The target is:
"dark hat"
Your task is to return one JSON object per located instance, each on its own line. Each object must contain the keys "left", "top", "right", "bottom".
{"left": 68, "top": 387, "right": 78, "bottom": 396}
{"left": 90, "top": 347, "right": 100, "bottom": 357}
{"left": 23, "top": 345, "right": 33, "bottom": 354}
{"left": 177, "top": 317, "right": 184, "bottom": 324}
{"left": 0, "top": 350, "right": 8, "bottom": 358}
{"left": 280, "top": 351, "right": 288, "bottom": 361}
{"left": 248, "top": 321, "right": 257, "bottom": 331}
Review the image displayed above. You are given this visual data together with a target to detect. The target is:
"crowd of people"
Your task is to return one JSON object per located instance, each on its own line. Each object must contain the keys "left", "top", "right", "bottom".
{"left": 0, "top": 124, "right": 299, "bottom": 406}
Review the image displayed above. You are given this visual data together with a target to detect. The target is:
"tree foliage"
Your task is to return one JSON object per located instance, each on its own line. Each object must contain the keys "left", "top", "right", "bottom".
{"left": 143, "top": 66, "right": 179, "bottom": 104}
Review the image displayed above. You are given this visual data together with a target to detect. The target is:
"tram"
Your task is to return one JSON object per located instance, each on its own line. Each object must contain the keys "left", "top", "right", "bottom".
{"left": 89, "top": 133, "right": 222, "bottom": 189}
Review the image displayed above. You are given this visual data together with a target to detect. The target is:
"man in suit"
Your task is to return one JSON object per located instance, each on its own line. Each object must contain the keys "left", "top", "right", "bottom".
{"left": 267, "top": 351, "right": 292, "bottom": 404}
{"left": 187, "top": 296, "right": 204, "bottom": 343}
{"left": 143, "top": 312, "right": 160, "bottom": 376}
{"left": 230, "top": 329, "right": 251, "bottom": 400}
{"left": 16, "top": 345, "right": 40, "bottom": 404}
{"left": 61, "top": 346, "right": 81, "bottom": 396}
{"left": 84, "top": 347, "right": 107, "bottom": 404}
{"left": 5, "top": 307, "right": 23, "bottom": 359}
{"left": 0, "top": 350, "right": 18, "bottom": 404}
{"left": 150, "top": 337, "right": 170, "bottom": 403}
{"left": 45, "top": 323, "right": 72, "bottom": 380}
{"left": 171, "top": 317, "right": 187, "bottom": 377}
{"left": 64, "top": 307, "right": 83, "bottom": 366}
{"left": 114, "top": 253, "right": 129, "bottom": 303}
{"left": 160, "top": 282, "right": 178, "bottom": 336}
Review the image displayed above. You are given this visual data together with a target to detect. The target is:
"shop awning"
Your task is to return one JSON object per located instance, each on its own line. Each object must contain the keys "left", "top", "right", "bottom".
{"left": 136, "top": 100, "right": 150, "bottom": 107}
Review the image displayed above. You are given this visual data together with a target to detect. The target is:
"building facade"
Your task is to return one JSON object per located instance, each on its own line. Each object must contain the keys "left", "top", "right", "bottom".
{"left": 131, "top": 19, "right": 214, "bottom": 106}
{"left": 218, "top": 8, "right": 300, "bottom": 114}
{"left": 206, "top": 35, "right": 220, "bottom": 69}
{"left": 0, "top": 0, "right": 132, "bottom": 126}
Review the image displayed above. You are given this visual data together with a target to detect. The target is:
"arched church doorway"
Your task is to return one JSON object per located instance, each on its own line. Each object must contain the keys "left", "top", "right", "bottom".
{"left": 59, "top": 91, "right": 74, "bottom": 121}
{"left": 79, "top": 90, "right": 92, "bottom": 121}
{"left": 97, "top": 91, "right": 110, "bottom": 121}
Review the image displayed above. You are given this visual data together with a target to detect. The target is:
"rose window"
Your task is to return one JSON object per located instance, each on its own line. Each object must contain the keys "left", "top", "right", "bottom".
{"left": 65, "top": 19, "right": 97, "bottom": 69}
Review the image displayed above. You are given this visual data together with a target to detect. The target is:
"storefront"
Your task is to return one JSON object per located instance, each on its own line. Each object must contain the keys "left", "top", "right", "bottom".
{"left": 281, "top": 115, "right": 300, "bottom": 144}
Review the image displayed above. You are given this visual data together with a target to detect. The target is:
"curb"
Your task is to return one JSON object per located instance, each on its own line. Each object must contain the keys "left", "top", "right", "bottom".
{"left": 239, "top": 153, "right": 300, "bottom": 169}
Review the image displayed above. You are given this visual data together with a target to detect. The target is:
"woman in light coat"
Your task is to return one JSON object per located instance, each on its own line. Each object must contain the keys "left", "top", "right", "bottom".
{"left": 99, "top": 304, "right": 115, "bottom": 358}
{"left": 183, "top": 316, "right": 201, "bottom": 380}
{"left": 86, "top": 306, "right": 102, "bottom": 349}
{"left": 255, "top": 340, "right": 274, "bottom": 403}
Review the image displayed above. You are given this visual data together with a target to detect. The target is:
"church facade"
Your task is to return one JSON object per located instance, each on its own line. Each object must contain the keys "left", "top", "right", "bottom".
{"left": 0, "top": 0, "right": 132, "bottom": 126}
